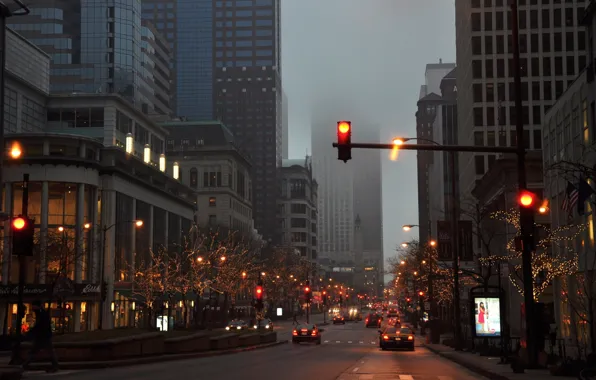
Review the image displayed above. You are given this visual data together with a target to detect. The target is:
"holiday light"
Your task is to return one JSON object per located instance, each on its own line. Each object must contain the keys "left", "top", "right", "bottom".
{"left": 480, "top": 209, "right": 585, "bottom": 301}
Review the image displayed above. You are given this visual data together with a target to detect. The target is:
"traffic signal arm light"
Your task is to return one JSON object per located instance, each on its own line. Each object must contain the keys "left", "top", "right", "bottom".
{"left": 336, "top": 121, "right": 352, "bottom": 162}
{"left": 11, "top": 216, "right": 34, "bottom": 256}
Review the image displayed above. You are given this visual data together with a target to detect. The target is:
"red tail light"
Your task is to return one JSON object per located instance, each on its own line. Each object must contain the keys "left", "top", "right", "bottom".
{"left": 365, "top": 318, "right": 369, "bottom": 323}
{"left": 292, "top": 330, "right": 298, "bottom": 336}
{"left": 311, "top": 330, "right": 318, "bottom": 336}
{"left": 383, "top": 335, "right": 389, "bottom": 340}
{"left": 408, "top": 335, "right": 413, "bottom": 341}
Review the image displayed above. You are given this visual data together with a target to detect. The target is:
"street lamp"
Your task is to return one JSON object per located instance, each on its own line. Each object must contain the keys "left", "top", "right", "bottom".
{"left": 402, "top": 224, "right": 418, "bottom": 231}
{"left": 97, "top": 219, "right": 144, "bottom": 329}
{"left": 401, "top": 243, "right": 408, "bottom": 248}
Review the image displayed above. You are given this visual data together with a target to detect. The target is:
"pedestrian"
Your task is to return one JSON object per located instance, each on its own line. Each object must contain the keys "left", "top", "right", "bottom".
{"left": 22, "top": 300, "right": 58, "bottom": 373}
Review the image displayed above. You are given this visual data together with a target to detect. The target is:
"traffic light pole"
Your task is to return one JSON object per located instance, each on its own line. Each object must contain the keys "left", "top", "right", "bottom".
{"left": 10, "top": 173, "right": 29, "bottom": 365}
{"left": 511, "top": 0, "right": 537, "bottom": 367}
{"left": 450, "top": 151, "right": 463, "bottom": 350}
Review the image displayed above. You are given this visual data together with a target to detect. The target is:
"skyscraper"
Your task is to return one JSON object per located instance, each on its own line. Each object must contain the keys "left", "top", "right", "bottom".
{"left": 9, "top": 0, "right": 170, "bottom": 115}
{"left": 212, "top": 0, "right": 282, "bottom": 242}
{"left": 455, "top": 0, "right": 587, "bottom": 197}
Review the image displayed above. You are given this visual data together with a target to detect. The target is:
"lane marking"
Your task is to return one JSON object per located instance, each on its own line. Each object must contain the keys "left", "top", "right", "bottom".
{"left": 438, "top": 377, "right": 453, "bottom": 380}
{"left": 352, "top": 367, "right": 359, "bottom": 372}
{"left": 360, "top": 360, "right": 365, "bottom": 364}
{"left": 324, "top": 340, "right": 329, "bottom": 343}
{"left": 359, "top": 375, "right": 373, "bottom": 380}
{"left": 399, "top": 376, "right": 414, "bottom": 380}
{"left": 348, "top": 341, "right": 353, "bottom": 343}
{"left": 336, "top": 340, "right": 341, "bottom": 343}
{"left": 359, "top": 341, "right": 364, "bottom": 344}
{"left": 370, "top": 341, "right": 376, "bottom": 344}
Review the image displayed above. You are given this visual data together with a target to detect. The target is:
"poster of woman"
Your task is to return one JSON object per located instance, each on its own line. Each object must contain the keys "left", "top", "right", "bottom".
{"left": 473, "top": 296, "right": 501, "bottom": 337}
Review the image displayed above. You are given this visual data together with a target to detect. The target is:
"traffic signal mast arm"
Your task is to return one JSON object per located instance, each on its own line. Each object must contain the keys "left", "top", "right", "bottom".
{"left": 332, "top": 142, "right": 518, "bottom": 154}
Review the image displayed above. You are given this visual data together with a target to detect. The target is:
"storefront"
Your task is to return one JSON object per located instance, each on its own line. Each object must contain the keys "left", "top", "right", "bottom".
{"left": 0, "top": 282, "right": 101, "bottom": 334}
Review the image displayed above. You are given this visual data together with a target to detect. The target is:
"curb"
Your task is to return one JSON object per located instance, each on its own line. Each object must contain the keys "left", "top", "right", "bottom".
{"left": 424, "top": 344, "right": 511, "bottom": 380}
{"left": 21, "top": 340, "right": 288, "bottom": 371}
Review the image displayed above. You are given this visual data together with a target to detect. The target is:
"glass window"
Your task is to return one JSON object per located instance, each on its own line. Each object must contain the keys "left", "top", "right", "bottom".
{"left": 47, "top": 182, "right": 78, "bottom": 226}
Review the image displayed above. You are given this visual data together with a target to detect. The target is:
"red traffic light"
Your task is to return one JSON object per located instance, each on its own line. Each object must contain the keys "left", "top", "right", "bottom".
{"left": 304, "top": 287, "right": 310, "bottom": 293}
{"left": 322, "top": 290, "right": 327, "bottom": 295}
{"left": 12, "top": 217, "right": 26, "bottom": 230}
{"left": 418, "top": 291, "right": 424, "bottom": 296}
{"left": 338, "top": 121, "right": 351, "bottom": 135}
{"left": 518, "top": 190, "right": 535, "bottom": 208}
{"left": 255, "top": 285, "right": 263, "bottom": 299}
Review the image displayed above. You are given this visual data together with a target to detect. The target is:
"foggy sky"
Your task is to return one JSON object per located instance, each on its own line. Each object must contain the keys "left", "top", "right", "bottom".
{"left": 281, "top": 0, "right": 456, "bottom": 278}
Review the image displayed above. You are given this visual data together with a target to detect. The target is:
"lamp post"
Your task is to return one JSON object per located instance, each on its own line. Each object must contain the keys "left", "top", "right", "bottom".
{"left": 0, "top": 1, "right": 30, "bottom": 212}
{"left": 97, "top": 219, "right": 143, "bottom": 330}
{"left": 397, "top": 137, "right": 462, "bottom": 350}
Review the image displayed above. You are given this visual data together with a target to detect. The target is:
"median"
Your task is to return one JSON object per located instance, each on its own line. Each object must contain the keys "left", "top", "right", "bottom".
{"left": 17, "top": 328, "right": 284, "bottom": 370}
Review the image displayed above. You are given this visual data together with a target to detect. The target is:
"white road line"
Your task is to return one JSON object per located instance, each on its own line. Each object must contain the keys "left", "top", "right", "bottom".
{"left": 370, "top": 341, "right": 376, "bottom": 344}
{"left": 336, "top": 340, "right": 341, "bottom": 343}
{"left": 324, "top": 340, "right": 329, "bottom": 343}
{"left": 360, "top": 360, "right": 365, "bottom": 364}
{"left": 359, "top": 341, "right": 364, "bottom": 344}
{"left": 359, "top": 375, "right": 373, "bottom": 380}
{"left": 438, "top": 377, "right": 453, "bottom": 380}
{"left": 348, "top": 341, "right": 353, "bottom": 343}
{"left": 352, "top": 367, "right": 359, "bottom": 372}
{"left": 399, "top": 376, "right": 414, "bottom": 380}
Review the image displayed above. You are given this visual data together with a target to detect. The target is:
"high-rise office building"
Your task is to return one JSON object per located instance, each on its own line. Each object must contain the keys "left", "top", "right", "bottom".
{"left": 9, "top": 0, "right": 171, "bottom": 116}
{"left": 455, "top": 0, "right": 587, "bottom": 197}
{"left": 141, "top": 21, "right": 173, "bottom": 117}
{"left": 212, "top": 0, "right": 282, "bottom": 242}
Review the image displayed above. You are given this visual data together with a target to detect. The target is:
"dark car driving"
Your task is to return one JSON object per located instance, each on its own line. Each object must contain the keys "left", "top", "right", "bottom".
{"left": 333, "top": 315, "right": 346, "bottom": 324}
{"left": 379, "top": 326, "right": 415, "bottom": 351}
{"left": 292, "top": 324, "right": 322, "bottom": 345}
{"left": 365, "top": 313, "right": 382, "bottom": 328}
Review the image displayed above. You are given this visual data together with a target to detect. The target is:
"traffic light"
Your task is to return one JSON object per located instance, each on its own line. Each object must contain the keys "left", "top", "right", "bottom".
{"left": 11, "top": 216, "right": 34, "bottom": 256}
{"left": 304, "top": 281, "right": 312, "bottom": 303}
{"left": 322, "top": 290, "right": 327, "bottom": 305}
{"left": 255, "top": 284, "right": 264, "bottom": 310}
{"left": 418, "top": 291, "right": 424, "bottom": 297}
{"left": 336, "top": 121, "right": 352, "bottom": 162}
{"left": 518, "top": 190, "right": 536, "bottom": 208}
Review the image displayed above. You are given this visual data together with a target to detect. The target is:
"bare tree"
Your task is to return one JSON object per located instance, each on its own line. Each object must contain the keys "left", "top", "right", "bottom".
{"left": 131, "top": 248, "right": 171, "bottom": 329}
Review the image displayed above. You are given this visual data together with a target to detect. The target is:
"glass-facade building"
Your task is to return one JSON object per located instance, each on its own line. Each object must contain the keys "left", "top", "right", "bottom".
{"left": 8, "top": 0, "right": 169, "bottom": 116}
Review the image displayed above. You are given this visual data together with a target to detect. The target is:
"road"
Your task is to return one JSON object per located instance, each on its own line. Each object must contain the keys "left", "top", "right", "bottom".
{"left": 25, "top": 316, "right": 486, "bottom": 380}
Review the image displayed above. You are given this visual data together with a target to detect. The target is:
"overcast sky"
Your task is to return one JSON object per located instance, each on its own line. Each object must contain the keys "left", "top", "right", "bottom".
{"left": 281, "top": 0, "right": 456, "bottom": 272}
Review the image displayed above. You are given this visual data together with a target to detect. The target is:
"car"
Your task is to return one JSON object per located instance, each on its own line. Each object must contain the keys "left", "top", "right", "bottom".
{"left": 226, "top": 319, "right": 249, "bottom": 331}
{"left": 387, "top": 308, "right": 399, "bottom": 318}
{"left": 365, "top": 313, "right": 382, "bottom": 328}
{"left": 379, "top": 326, "right": 415, "bottom": 351}
{"left": 388, "top": 317, "right": 401, "bottom": 327}
{"left": 253, "top": 318, "right": 274, "bottom": 330}
{"left": 333, "top": 315, "right": 346, "bottom": 324}
{"left": 292, "top": 324, "right": 322, "bottom": 345}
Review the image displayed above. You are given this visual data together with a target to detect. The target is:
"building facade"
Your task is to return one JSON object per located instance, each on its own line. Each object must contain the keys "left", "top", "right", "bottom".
{"left": 141, "top": 21, "right": 173, "bottom": 117}
{"left": 455, "top": 0, "right": 587, "bottom": 198}
{"left": 163, "top": 121, "right": 254, "bottom": 235}
{"left": 416, "top": 62, "right": 456, "bottom": 246}
{"left": 277, "top": 157, "right": 318, "bottom": 261}
{"left": 9, "top": 0, "right": 169, "bottom": 116}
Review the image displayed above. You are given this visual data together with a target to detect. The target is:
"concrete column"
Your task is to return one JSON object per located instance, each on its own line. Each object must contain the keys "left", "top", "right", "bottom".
{"left": 130, "top": 199, "right": 136, "bottom": 283}
{"left": 148, "top": 205, "right": 154, "bottom": 252}
{"left": 39, "top": 182, "right": 49, "bottom": 284}
{"left": 2, "top": 184, "right": 12, "bottom": 284}
{"left": 102, "top": 189, "right": 117, "bottom": 329}
{"left": 75, "top": 183, "right": 84, "bottom": 284}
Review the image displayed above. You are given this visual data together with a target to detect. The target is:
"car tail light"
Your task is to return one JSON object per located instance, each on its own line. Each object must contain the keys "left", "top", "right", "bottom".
{"left": 311, "top": 330, "right": 318, "bottom": 336}
{"left": 383, "top": 335, "right": 389, "bottom": 340}
{"left": 292, "top": 330, "right": 298, "bottom": 336}
{"left": 365, "top": 319, "right": 369, "bottom": 323}
{"left": 408, "top": 335, "right": 414, "bottom": 341}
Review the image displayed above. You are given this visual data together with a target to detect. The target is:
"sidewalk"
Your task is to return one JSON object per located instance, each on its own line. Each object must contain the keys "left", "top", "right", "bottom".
{"left": 422, "top": 341, "right": 576, "bottom": 380}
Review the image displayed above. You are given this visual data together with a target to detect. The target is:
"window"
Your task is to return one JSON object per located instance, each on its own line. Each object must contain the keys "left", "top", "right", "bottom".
{"left": 471, "top": 13, "right": 481, "bottom": 31}
{"left": 472, "top": 60, "right": 482, "bottom": 78}
{"left": 203, "top": 171, "right": 222, "bottom": 187}
{"left": 496, "top": 35, "right": 504, "bottom": 54}
{"left": 474, "top": 108, "right": 484, "bottom": 127}
{"left": 190, "top": 168, "right": 198, "bottom": 188}
{"left": 209, "top": 197, "right": 216, "bottom": 207}
{"left": 474, "top": 131, "right": 484, "bottom": 146}
{"left": 473, "top": 84, "right": 483, "bottom": 102}
{"left": 472, "top": 36, "right": 482, "bottom": 55}
{"left": 533, "top": 129, "right": 542, "bottom": 149}
{"left": 485, "top": 12, "right": 492, "bottom": 30}
{"left": 475, "top": 155, "right": 485, "bottom": 175}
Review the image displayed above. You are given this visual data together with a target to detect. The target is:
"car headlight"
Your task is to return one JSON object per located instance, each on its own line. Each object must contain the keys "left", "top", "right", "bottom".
{"left": 237, "top": 326, "right": 242, "bottom": 330}
{"left": 265, "top": 325, "right": 270, "bottom": 329}
{"left": 226, "top": 327, "right": 230, "bottom": 330}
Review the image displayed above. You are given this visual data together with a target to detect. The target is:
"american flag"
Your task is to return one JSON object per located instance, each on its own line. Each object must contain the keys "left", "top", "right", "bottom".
{"left": 562, "top": 181, "right": 578, "bottom": 218}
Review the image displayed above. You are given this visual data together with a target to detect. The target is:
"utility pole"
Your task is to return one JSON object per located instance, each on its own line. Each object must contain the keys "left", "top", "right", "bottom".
{"left": 511, "top": 0, "right": 537, "bottom": 367}
{"left": 10, "top": 173, "right": 29, "bottom": 365}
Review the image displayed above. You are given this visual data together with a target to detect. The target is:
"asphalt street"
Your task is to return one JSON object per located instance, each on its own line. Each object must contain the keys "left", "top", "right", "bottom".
{"left": 24, "top": 316, "right": 486, "bottom": 380}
